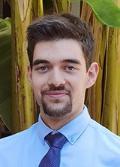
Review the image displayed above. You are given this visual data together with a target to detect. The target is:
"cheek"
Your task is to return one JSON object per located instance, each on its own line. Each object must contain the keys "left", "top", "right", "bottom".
{"left": 71, "top": 77, "right": 87, "bottom": 99}
{"left": 31, "top": 74, "right": 49, "bottom": 97}
{"left": 31, "top": 80, "right": 43, "bottom": 105}
{"left": 31, "top": 76, "right": 42, "bottom": 97}
{"left": 31, "top": 73, "right": 46, "bottom": 88}
{"left": 32, "top": 78, "right": 41, "bottom": 90}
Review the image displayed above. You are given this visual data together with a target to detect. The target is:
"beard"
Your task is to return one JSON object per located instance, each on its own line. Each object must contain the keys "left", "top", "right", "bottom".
{"left": 41, "top": 95, "right": 72, "bottom": 118}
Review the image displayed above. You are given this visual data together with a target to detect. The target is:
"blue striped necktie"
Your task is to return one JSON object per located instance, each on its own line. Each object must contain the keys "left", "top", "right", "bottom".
{"left": 39, "top": 132, "right": 67, "bottom": 167}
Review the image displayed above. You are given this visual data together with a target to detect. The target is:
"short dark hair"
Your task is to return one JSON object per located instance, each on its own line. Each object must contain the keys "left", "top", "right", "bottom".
{"left": 27, "top": 13, "right": 94, "bottom": 69}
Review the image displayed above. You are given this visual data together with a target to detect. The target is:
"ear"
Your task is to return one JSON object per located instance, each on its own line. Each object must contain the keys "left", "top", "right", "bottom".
{"left": 27, "top": 65, "right": 32, "bottom": 85}
{"left": 86, "top": 62, "right": 99, "bottom": 88}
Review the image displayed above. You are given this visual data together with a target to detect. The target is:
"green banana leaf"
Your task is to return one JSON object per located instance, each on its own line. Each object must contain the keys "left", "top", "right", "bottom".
{"left": 0, "top": 18, "right": 12, "bottom": 129}
{"left": 86, "top": 0, "right": 120, "bottom": 27}
{"left": 70, "top": 0, "right": 120, "bottom": 27}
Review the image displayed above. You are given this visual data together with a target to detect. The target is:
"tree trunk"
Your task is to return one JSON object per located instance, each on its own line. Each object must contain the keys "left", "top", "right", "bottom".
{"left": 11, "top": 0, "right": 36, "bottom": 132}
{"left": 81, "top": 0, "right": 120, "bottom": 135}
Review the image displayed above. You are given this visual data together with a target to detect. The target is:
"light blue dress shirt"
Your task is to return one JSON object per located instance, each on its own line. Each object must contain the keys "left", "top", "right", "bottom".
{"left": 0, "top": 106, "right": 120, "bottom": 167}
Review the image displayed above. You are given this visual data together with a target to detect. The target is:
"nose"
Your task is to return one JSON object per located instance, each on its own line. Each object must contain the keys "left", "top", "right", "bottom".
{"left": 48, "top": 68, "right": 66, "bottom": 87}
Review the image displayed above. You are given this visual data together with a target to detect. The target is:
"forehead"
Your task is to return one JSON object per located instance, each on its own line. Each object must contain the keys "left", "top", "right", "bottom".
{"left": 33, "top": 39, "right": 85, "bottom": 63}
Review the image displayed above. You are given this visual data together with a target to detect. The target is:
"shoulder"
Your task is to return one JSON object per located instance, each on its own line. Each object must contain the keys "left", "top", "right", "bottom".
{"left": 0, "top": 122, "right": 39, "bottom": 157}
{"left": 0, "top": 122, "right": 40, "bottom": 165}
{"left": 0, "top": 122, "right": 40, "bottom": 166}
{"left": 88, "top": 119, "right": 120, "bottom": 159}
{"left": 89, "top": 119, "right": 120, "bottom": 142}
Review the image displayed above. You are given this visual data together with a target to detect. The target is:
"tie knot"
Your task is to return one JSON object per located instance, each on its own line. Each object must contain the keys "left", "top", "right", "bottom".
{"left": 45, "top": 132, "right": 67, "bottom": 149}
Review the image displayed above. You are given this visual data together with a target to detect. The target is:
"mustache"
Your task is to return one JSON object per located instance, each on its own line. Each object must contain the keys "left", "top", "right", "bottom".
{"left": 41, "top": 85, "right": 70, "bottom": 94}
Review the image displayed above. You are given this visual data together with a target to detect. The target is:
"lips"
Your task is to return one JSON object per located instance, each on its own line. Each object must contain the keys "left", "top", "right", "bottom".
{"left": 43, "top": 90, "right": 69, "bottom": 98}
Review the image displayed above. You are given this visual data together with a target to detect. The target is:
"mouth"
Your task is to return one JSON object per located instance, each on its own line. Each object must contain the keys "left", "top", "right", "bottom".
{"left": 43, "top": 90, "right": 69, "bottom": 99}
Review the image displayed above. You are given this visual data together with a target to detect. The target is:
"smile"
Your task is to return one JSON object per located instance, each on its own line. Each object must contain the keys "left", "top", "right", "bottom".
{"left": 43, "top": 91, "right": 69, "bottom": 98}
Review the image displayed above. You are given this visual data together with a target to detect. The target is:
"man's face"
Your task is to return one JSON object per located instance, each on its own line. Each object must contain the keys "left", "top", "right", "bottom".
{"left": 28, "top": 39, "right": 98, "bottom": 121}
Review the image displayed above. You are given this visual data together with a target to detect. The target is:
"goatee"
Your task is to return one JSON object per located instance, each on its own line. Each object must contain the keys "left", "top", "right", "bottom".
{"left": 41, "top": 98, "right": 72, "bottom": 118}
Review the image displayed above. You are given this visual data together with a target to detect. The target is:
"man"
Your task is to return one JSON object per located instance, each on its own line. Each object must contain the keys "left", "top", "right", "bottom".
{"left": 0, "top": 13, "right": 120, "bottom": 167}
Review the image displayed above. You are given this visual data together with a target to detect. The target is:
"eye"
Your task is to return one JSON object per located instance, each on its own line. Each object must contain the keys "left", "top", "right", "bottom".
{"left": 64, "top": 65, "right": 75, "bottom": 72}
{"left": 36, "top": 65, "right": 48, "bottom": 73}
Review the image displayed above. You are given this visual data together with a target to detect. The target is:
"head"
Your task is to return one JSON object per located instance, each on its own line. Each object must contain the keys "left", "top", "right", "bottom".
{"left": 27, "top": 13, "right": 94, "bottom": 70}
{"left": 27, "top": 13, "right": 99, "bottom": 127}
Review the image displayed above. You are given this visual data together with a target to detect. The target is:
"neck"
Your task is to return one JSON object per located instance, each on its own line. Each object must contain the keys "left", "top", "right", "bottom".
{"left": 40, "top": 110, "right": 83, "bottom": 130}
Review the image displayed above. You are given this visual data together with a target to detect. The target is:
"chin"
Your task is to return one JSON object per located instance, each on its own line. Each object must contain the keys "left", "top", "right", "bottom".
{"left": 42, "top": 103, "right": 72, "bottom": 118}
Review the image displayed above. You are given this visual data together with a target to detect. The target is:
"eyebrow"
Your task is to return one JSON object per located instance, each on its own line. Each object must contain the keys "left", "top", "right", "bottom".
{"left": 32, "top": 58, "right": 81, "bottom": 66}
{"left": 62, "top": 59, "right": 81, "bottom": 65}
{"left": 33, "top": 59, "right": 49, "bottom": 66}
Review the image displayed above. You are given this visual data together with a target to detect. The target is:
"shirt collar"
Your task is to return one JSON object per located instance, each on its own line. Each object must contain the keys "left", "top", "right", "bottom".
{"left": 36, "top": 105, "right": 91, "bottom": 145}
{"left": 58, "top": 106, "right": 90, "bottom": 144}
